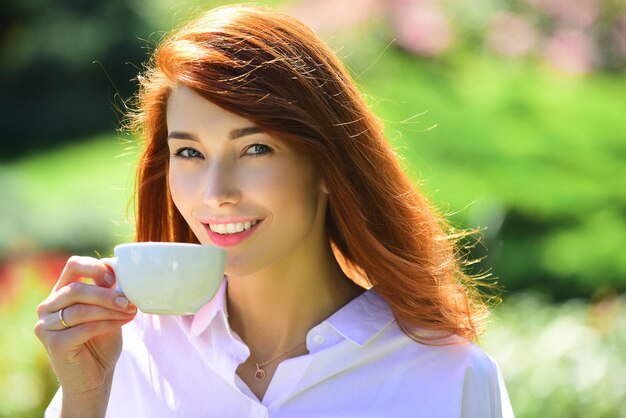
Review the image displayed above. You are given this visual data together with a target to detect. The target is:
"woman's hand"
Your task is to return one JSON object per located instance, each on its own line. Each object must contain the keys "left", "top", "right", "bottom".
{"left": 34, "top": 256, "right": 137, "bottom": 416}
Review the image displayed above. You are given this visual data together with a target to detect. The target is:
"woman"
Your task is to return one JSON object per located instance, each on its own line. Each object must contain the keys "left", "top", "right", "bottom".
{"left": 36, "top": 4, "right": 514, "bottom": 417}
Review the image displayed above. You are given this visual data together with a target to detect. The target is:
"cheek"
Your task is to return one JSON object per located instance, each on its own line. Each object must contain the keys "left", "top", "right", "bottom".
{"left": 168, "top": 167, "right": 199, "bottom": 213}
{"left": 251, "top": 161, "right": 320, "bottom": 213}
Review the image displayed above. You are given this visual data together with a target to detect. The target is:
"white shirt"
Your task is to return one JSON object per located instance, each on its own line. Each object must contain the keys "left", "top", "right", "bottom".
{"left": 46, "top": 279, "right": 514, "bottom": 417}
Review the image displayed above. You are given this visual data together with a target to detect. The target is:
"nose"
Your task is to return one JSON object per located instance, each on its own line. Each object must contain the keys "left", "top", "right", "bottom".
{"left": 202, "top": 159, "right": 242, "bottom": 208}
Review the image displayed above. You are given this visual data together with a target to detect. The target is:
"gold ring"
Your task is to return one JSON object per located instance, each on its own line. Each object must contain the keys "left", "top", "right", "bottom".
{"left": 59, "top": 307, "right": 70, "bottom": 329}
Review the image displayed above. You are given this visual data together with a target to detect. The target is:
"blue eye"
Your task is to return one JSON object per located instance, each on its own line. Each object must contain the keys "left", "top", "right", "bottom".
{"left": 244, "top": 144, "right": 273, "bottom": 157}
{"left": 174, "top": 147, "right": 204, "bottom": 160}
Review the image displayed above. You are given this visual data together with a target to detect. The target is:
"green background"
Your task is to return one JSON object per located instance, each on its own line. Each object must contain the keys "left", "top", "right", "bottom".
{"left": 1, "top": 0, "right": 625, "bottom": 416}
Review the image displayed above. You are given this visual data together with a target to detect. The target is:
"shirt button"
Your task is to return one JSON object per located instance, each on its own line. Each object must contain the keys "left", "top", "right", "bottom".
{"left": 313, "top": 334, "right": 325, "bottom": 345}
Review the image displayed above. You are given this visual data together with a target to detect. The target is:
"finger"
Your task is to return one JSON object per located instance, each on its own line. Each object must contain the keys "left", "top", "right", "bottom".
{"left": 42, "top": 282, "right": 134, "bottom": 315}
{"left": 45, "top": 303, "right": 137, "bottom": 331}
{"left": 54, "top": 256, "right": 115, "bottom": 291}
{"left": 99, "top": 257, "right": 117, "bottom": 280}
{"left": 45, "top": 318, "right": 134, "bottom": 351}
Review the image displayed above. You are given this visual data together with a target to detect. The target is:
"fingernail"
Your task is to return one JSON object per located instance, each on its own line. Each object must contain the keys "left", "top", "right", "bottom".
{"left": 115, "top": 296, "right": 129, "bottom": 309}
{"left": 104, "top": 272, "right": 115, "bottom": 286}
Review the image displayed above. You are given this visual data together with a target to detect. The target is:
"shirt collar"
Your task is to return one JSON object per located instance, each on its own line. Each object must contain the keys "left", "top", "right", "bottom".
{"left": 322, "top": 288, "right": 395, "bottom": 346}
{"left": 186, "top": 276, "right": 229, "bottom": 339}
{"left": 182, "top": 278, "right": 395, "bottom": 346}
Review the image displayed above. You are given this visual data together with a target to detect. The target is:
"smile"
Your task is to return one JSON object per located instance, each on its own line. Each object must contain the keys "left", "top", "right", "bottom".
{"left": 208, "top": 220, "right": 258, "bottom": 235}
{"left": 202, "top": 219, "right": 262, "bottom": 247}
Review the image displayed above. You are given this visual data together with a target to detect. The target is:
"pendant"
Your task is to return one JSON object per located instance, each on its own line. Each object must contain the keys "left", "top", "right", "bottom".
{"left": 254, "top": 365, "right": 266, "bottom": 381}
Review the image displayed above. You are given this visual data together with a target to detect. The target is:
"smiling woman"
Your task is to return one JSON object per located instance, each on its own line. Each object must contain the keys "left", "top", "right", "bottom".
{"left": 36, "top": 4, "right": 513, "bottom": 417}
{"left": 165, "top": 84, "right": 329, "bottom": 277}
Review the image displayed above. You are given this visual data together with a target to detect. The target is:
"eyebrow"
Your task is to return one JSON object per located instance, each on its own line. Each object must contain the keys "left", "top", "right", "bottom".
{"left": 229, "top": 126, "right": 263, "bottom": 140}
{"left": 167, "top": 126, "right": 262, "bottom": 141}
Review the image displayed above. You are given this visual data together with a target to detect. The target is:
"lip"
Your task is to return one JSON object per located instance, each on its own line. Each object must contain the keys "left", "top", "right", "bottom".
{"left": 201, "top": 220, "right": 262, "bottom": 247}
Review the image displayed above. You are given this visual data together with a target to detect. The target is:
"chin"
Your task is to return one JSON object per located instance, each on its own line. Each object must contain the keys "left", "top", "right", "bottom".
{"left": 222, "top": 255, "right": 267, "bottom": 279}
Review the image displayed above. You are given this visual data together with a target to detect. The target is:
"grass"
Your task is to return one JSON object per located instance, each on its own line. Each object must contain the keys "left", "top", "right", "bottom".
{"left": 351, "top": 45, "right": 626, "bottom": 218}
{"left": 0, "top": 133, "right": 138, "bottom": 257}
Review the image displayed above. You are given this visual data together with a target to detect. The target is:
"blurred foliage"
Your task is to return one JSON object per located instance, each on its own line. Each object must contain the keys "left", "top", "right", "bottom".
{"left": 2, "top": 0, "right": 626, "bottom": 416}
{"left": 1, "top": 0, "right": 148, "bottom": 159}
{"left": 334, "top": 28, "right": 626, "bottom": 299}
{"left": 0, "top": 256, "right": 60, "bottom": 418}
{"left": 0, "top": 134, "right": 137, "bottom": 258}
{"left": 3, "top": 45, "right": 624, "bottom": 299}
{"left": 4, "top": 0, "right": 624, "bottom": 159}
{"left": 388, "top": 0, "right": 626, "bottom": 72}
{"left": 1, "top": 0, "right": 288, "bottom": 160}
{"left": 2, "top": 1, "right": 625, "bottom": 300}
{"left": 483, "top": 292, "right": 626, "bottom": 418}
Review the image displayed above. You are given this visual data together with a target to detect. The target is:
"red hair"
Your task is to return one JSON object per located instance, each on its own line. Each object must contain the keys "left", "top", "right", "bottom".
{"left": 129, "top": 4, "right": 490, "bottom": 343}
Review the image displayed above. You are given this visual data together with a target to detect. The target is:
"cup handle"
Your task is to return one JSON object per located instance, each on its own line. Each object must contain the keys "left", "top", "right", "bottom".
{"left": 101, "top": 257, "right": 121, "bottom": 292}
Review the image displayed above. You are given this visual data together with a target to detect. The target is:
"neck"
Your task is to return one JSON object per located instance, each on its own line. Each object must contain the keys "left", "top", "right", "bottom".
{"left": 226, "top": 242, "right": 364, "bottom": 361}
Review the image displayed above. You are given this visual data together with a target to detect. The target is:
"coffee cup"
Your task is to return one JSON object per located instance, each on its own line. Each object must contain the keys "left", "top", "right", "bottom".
{"left": 105, "top": 242, "right": 226, "bottom": 315}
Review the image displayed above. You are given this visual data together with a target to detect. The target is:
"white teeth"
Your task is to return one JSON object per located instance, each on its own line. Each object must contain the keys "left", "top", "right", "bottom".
{"left": 209, "top": 221, "right": 258, "bottom": 235}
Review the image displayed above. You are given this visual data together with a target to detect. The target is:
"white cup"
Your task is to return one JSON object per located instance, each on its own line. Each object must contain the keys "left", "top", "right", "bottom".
{"left": 106, "top": 242, "right": 226, "bottom": 315}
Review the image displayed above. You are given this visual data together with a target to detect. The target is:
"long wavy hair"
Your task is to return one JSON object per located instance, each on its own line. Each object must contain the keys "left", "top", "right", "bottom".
{"left": 129, "top": 4, "right": 491, "bottom": 343}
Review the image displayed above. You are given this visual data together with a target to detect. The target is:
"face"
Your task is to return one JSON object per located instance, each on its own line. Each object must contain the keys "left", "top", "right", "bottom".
{"left": 166, "top": 85, "right": 328, "bottom": 277}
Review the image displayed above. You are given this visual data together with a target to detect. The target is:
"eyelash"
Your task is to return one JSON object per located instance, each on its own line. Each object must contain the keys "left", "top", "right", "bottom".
{"left": 243, "top": 143, "right": 274, "bottom": 157}
{"left": 173, "top": 147, "right": 203, "bottom": 160}
{"left": 172, "top": 143, "right": 274, "bottom": 160}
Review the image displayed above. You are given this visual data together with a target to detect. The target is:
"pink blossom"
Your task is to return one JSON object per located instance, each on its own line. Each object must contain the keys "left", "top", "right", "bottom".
{"left": 487, "top": 12, "right": 538, "bottom": 58}
{"left": 389, "top": 0, "right": 454, "bottom": 57}
{"left": 543, "top": 29, "right": 596, "bottom": 74}
{"left": 289, "top": 0, "right": 384, "bottom": 33}
{"left": 526, "top": 0, "right": 600, "bottom": 29}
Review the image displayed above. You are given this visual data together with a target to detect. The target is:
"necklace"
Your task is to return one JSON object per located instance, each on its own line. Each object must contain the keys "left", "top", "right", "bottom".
{"left": 251, "top": 341, "right": 307, "bottom": 381}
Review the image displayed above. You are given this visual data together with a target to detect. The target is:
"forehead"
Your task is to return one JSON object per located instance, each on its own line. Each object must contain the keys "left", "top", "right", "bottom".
{"left": 166, "top": 85, "right": 250, "bottom": 132}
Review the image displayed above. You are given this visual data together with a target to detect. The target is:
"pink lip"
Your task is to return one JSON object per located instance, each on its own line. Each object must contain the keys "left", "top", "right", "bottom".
{"left": 202, "top": 221, "right": 262, "bottom": 247}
